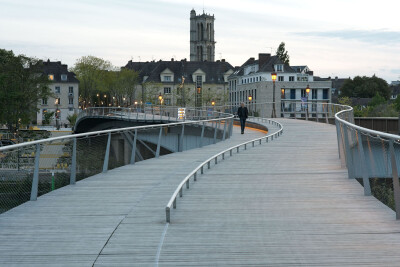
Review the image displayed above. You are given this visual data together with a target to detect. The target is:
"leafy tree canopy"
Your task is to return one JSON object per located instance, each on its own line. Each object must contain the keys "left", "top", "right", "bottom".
{"left": 340, "top": 75, "right": 390, "bottom": 100}
{"left": 276, "top": 42, "right": 290, "bottom": 64}
{"left": 0, "top": 49, "right": 51, "bottom": 131}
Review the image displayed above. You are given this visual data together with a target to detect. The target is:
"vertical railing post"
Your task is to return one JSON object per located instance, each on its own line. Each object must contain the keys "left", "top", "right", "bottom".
{"left": 70, "top": 138, "right": 77, "bottom": 185}
{"left": 389, "top": 140, "right": 400, "bottom": 220}
{"left": 179, "top": 124, "right": 185, "bottom": 152}
{"left": 222, "top": 120, "right": 227, "bottom": 141}
{"left": 356, "top": 132, "right": 371, "bottom": 196}
{"left": 156, "top": 127, "right": 163, "bottom": 158}
{"left": 130, "top": 129, "right": 137, "bottom": 164}
{"left": 30, "top": 143, "right": 41, "bottom": 201}
{"left": 200, "top": 122, "right": 205, "bottom": 148}
{"left": 103, "top": 132, "right": 111, "bottom": 173}
{"left": 342, "top": 125, "right": 354, "bottom": 179}
{"left": 166, "top": 207, "right": 170, "bottom": 223}
{"left": 335, "top": 120, "right": 342, "bottom": 160}
{"left": 213, "top": 120, "right": 219, "bottom": 144}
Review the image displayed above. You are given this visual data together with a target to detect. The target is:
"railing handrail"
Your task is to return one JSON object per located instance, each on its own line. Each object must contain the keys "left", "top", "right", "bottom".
{"left": 165, "top": 117, "right": 283, "bottom": 222}
{"left": 335, "top": 105, "right": 400, "bottom": 140}
{"left": 0, "top": 107, "right": 233, "bottom": 152}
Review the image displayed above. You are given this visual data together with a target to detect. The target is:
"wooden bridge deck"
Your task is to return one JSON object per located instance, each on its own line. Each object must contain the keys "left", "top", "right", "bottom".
{"left": 1, "top": 119, "right": 400, "bottom": 266}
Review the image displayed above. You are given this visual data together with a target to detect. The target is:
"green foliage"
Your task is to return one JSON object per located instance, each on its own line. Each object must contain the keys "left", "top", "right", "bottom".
{"left": 72, "top": 56, "right": 140, "bottom": 107}
{"left": 276, "top": 42, "right": 290, "bottom": 64}
{"left": 66, "top": 113, "right": 78, "bottom": 125}
{"left": 340, "top": 75, "right": 390, "bottom": 100}
{"left": 393, "top": 96, "right": 400, "bottom": 112}
{"left": 43, "top": 111, "right": 55, "bottom": 125}
{"left": 338, "top": 96, "right": 352, "bottom": 106}
{"left": 71, "top": 56, "right": 112, "bottom": 108}
{"left": 0, "top": 49, "right": 51, "bottom": 131}
{"left": 368, "top": 93, "right": 386, "bottom": 107}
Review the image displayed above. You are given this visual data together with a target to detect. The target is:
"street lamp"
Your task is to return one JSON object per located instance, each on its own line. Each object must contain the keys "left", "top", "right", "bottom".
{"left": 248, "top": 95, "right": 253, "bottom": 116}
{"left": 271, "top": 72, "right": 277, "bottom": 118}
{"left": 281, "top": 88, "right": 285, "bottom": 116}
{"left": 158, "top": 93, "right": 163, "bottom": 105}
{"left": 211, "top": 100, "right": 215, "bottom": 106}
{"left": 55, "top": 99, "right": 60, "bottom": 130}
{"left": 306, "top": 84, "right": 310, "bottom": 119}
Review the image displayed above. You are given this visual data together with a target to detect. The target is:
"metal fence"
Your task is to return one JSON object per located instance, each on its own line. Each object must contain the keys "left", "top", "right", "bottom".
{"left": 165, "top": 117, "right": 283, "bottom": 223}
{"left": 335, "top": 104, "right": 400, "bottom": 219}
{"left": 0, "top": 107, "right": 234, "bottom": 214}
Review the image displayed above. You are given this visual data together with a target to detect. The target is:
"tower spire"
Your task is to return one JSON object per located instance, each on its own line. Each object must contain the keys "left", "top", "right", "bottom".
{"left": 190, "top": 9, "right": 216, "bottom": 62}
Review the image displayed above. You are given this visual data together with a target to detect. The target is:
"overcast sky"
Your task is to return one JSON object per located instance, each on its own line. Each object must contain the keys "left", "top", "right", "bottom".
{"left": 1, "top": 0, "right": 399, "bottom": 82}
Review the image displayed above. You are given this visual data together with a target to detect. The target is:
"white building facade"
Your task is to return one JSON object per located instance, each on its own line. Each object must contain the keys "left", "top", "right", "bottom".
{"left": 228, "top": 53, "right": 332, "bottom": 118}
{"left": 37, "top": 60, "right": 79, "bottom": 126}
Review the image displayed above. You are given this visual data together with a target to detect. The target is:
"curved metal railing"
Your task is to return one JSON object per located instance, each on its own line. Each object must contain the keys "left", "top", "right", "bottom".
{"left": 0, "top": 107, "right": 234, "bottom": 214}
{"left": 165, "top": 117, "right": 283, "bottom": 223}
{"left": 76, "top": 106, "right": 226, "bottom": 126}
{"left": 334, "top": 104, "right": 400, "bottom": 219}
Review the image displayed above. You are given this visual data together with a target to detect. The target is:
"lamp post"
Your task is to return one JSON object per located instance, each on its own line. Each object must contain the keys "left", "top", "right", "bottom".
{"left": 96, "top": 93, "right": 100, "bottom": 107}
{"left": 248, "top": 95, "right": 253, "bottom": 116}
{"left": 271, "top": 72, "right": 277, "bottom": 118}
{"left": 158, "top": 93, "right": 163, "bottom": 116}
{"left": 281, "top": 88, "right": 285, "bottom": 116}
{"left": 306, "top": 84, "right": 310, "bottom": 119}
{"left": 55, "top": 99, "right": 60, "bottom": 130}
{"left": 104, "top": 94, "right": 107, "bottom": 107}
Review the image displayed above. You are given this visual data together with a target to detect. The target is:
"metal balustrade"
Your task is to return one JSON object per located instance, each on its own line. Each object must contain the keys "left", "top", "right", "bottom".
{"left": 335, "top": 104, "right": 400, "bottom": 219}
{"left": 165, "top": 117, "right": 284, "bottom": 223}
{"left": 0, "top": 107, "right": 233, "bottom": 214}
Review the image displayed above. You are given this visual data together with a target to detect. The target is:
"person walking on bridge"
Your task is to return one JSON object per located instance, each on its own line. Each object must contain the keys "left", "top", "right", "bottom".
{"left": 237, "top": 102, "right": 248, "bottom": 134}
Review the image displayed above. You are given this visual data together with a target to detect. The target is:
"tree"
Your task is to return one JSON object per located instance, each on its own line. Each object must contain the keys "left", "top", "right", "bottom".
{"left": 0, "top": 49, "right": 51, "bottom": 132}
{"left": 276, "top": 42, "right": 290, "bottom": 64}
{"left": 340, "top": 75, "right": 390, "bottom": 100}
{"left": 117, "top": 69, "right": 139, "bottom": 105}
{"left": 71, "top": 56, "right": 112, "bottom": 108}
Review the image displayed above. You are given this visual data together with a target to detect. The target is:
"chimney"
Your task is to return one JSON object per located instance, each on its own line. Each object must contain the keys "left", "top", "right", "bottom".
{"left": 221, "top": 59, "right": 225, "bottom": 62}
{"left": 171, "top": 58, "right": 174, "bottom": 61}
{"left": 258, "top": 53, "right": 270, "bottom": 69}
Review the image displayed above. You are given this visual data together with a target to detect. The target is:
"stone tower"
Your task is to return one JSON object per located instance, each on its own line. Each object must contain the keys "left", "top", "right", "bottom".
{"left": 190, "top": 9, "right": 215, "bottom": 62}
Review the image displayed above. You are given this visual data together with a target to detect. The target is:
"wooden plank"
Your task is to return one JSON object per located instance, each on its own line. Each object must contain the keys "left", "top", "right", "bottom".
{"left": 0, "top": 123, "right": 270, "bottom": 266}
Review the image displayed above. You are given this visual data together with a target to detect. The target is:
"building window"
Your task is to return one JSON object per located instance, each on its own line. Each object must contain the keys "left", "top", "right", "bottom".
{"left": 164, "top": 99, "right": 171, "bottom": 105}
{"left": 69, "top": 108, "right": 74, "bottom": 112}
{"left": 48, "top": 74, "right": 54, "bottom": 81}
{"left": 164, "top": 87, "right": 171, "bottom": 94}
{"left": 61, "top": 74, "right": 67, "bottom": 81}
{"left": 42, "top": 98, "right": 48, "bottom": 105}
{"left": 196, "top": 75, "right": 202, "bottom": 88}
{"left": 289, "top": 76, "right": 294, "bottom": 81}
{"left": 290, "top": 89, "right": 296, "bottom": 99}
{"left": 323, "top": 89, "right": 329, "bottom": 99}
{"left": 69, "top": 86, "right": 73, "bottom": 93}
{"left": 312, "top": 89, "right": 318, "bottom": 100}
{"left": 55, "top": 86, "right": 60, "bottom": 93}
{"left": 278, "top": 76, "right": 284, "bottom": 81}
{"left": 276, "top": 65, "right": 283, "bottom": 72}
{"left": 163, "top": 76, "right": 172, "bottom": 82}
{"left": 55, "top": 98, "right": 61, "bottom": 105}
{"left": 301, "top": 89, "right": 306, "bottom": 98}
{"left": 69, "top": 98, "right": 73, "bottom": 105}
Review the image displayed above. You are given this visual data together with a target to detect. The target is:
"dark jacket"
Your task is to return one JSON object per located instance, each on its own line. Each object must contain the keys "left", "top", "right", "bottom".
{"left": 237, "top": 106, "right": 248, "bottom": 119}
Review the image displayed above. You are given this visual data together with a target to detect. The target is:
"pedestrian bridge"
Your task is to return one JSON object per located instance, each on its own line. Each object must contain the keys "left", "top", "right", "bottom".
{"left": 2, "top": 104, "right": 400, "bottom": 266}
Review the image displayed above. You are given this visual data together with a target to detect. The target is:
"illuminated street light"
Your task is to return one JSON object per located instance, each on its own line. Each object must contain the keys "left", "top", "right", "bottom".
{"left": 271, "top": 72, "right": 277, "bottom": 118}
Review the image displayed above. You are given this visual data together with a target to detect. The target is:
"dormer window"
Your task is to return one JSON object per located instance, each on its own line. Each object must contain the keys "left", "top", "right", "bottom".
{"left": 276, "top": 65, "right": 283, "bottom": 72}
{"left": 163, "top": 76, "right": 172, "bottom": 82}
{"left": 61, "top": 74, "right": 67, "bottom": 81}
{"left": 48, "top": 74, "right": 54, "bottom": 81}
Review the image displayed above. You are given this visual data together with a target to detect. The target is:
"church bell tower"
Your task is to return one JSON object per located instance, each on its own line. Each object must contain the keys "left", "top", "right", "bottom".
{"left": 190, "top": 9, "right": 216, "bottom": 62}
